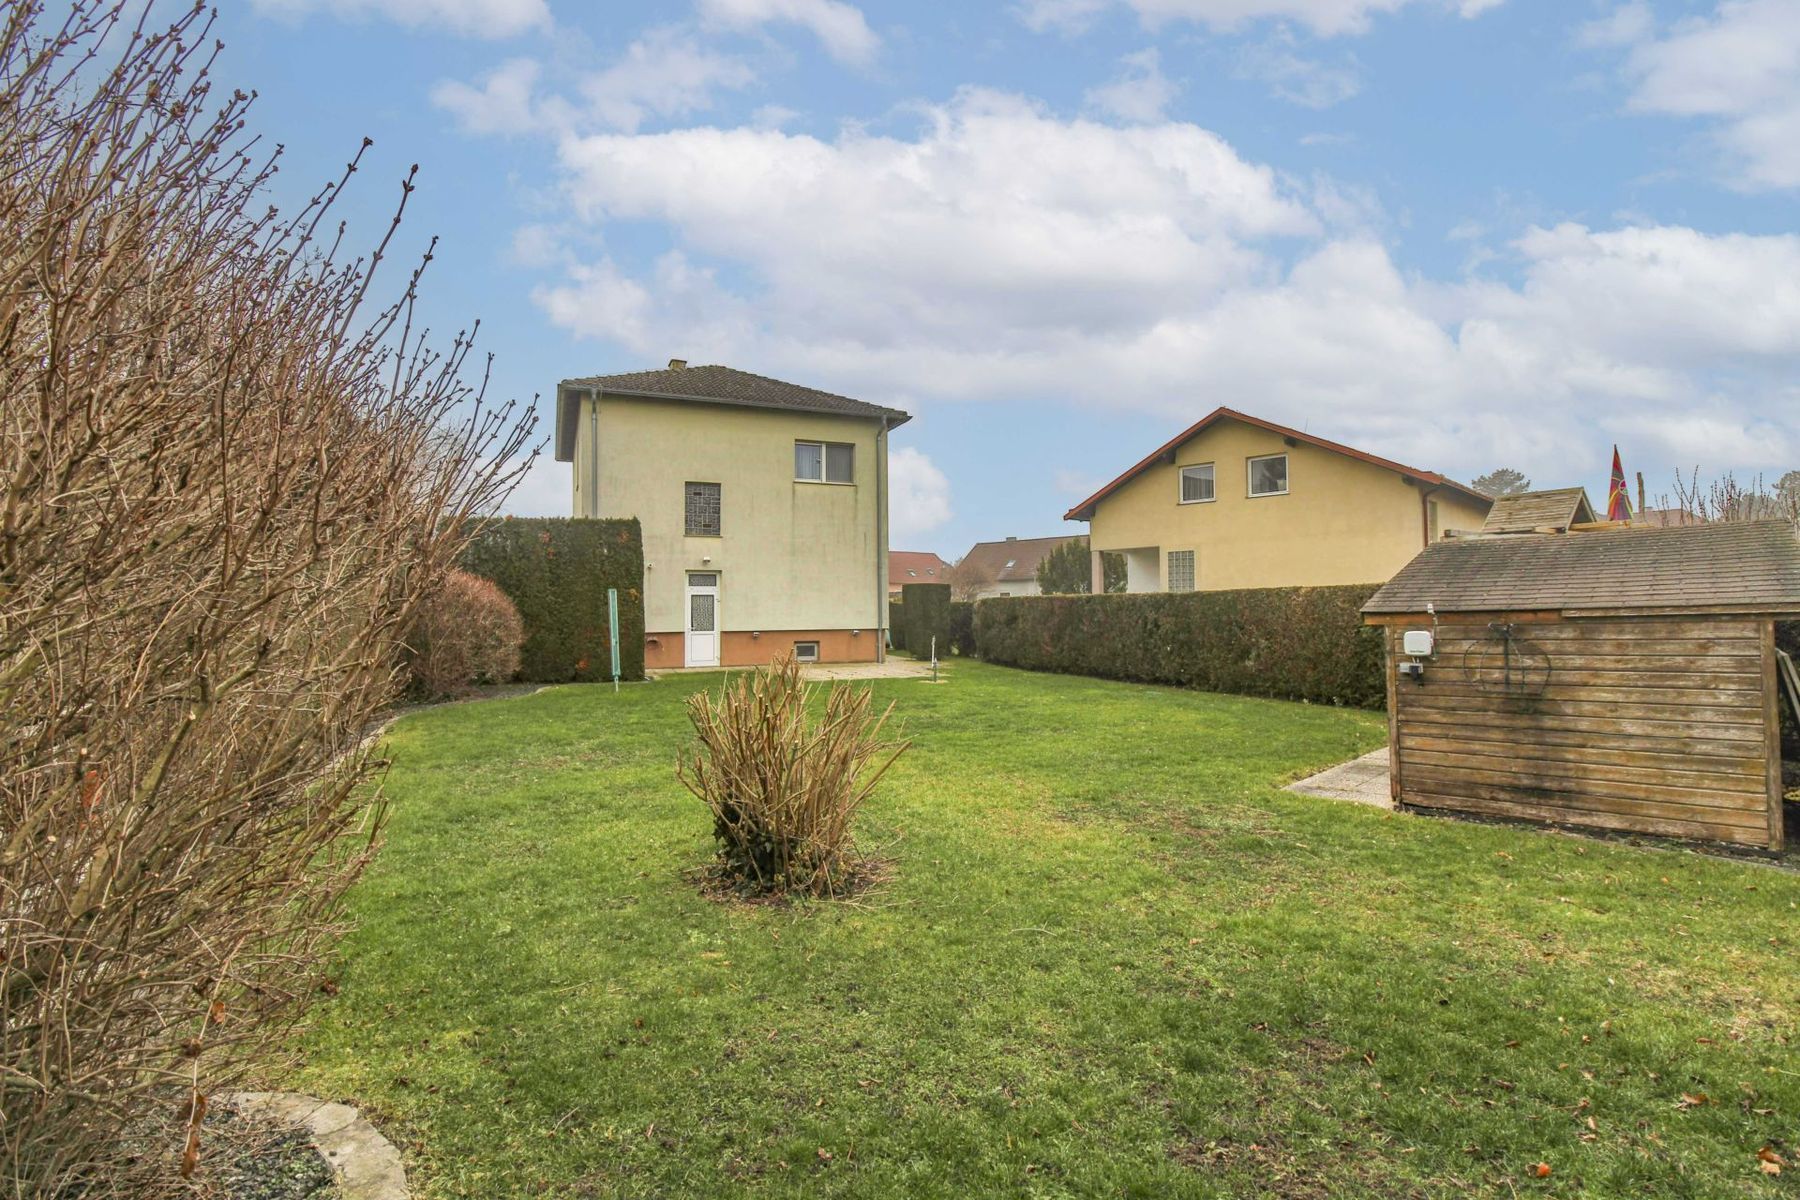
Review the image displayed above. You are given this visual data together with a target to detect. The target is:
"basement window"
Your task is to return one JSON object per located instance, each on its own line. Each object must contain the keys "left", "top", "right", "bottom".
{"left": 793, "top": 640, "right": 820, "bottom": 663}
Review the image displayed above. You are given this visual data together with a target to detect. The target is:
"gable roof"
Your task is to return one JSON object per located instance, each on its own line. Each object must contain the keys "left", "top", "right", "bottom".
{"left": 1062, "top": 407, "right": 1490, "bottom": 521}
{"left": 555, "top": 364, "right": 910, "bottom": 460}
{"left": 1363, "top": 520, "right": 1800, "bottom": 616}
{"left": 1480, "top": 487, "right": 1597, "bottom": 533}
{"left": 890, "top": 550, "right": 949, "bottom": 588}
{"left": 957, "top": 535, "right": 1080, "bottom": 585}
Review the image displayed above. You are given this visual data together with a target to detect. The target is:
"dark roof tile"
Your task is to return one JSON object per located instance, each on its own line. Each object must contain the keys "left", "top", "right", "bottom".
{"left": 555, "top": 364, "right": 909, "bottom": 459}
{"left": 1363, "top": 520, "right": 1800, "bottom": 615}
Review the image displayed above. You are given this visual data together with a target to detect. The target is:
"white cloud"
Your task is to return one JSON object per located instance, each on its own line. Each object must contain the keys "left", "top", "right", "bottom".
{"left": 1235, "top": 36, "right": 1361, "bottom": 107}
{"left": 249, "top": 0, "right": 548, "bottom": 38}
{"left": 1018, "top": 0, "right": 1500, "bottom": 38}
{"left": 553, "top": 88, "right": 1315, "bottom": 353}
{"left": 889, "top": 447, "right": 954, "bottom": 542}
{"left": 697, "top": 0, "right": 880, "bottom": 65}
{"left": 519, "top": 90, "right": 1799, "bottom": 485}
{"left": 432, "top": 29, "right": 756, "bottom": 136}
{"left": 431, "top": 57, "right": 543, "bottom": 135}
{"left": 1611, "top": 0, "right": 1800, "bottom": 190}
{"left": 580, "top": 28, "right": 758, "bottom": 133}
{"left": 1085, "top": 48, "right": 1180, "bottom": 122}
{"left": 1574, "top": 1, "right": 1652, "bottom": 50}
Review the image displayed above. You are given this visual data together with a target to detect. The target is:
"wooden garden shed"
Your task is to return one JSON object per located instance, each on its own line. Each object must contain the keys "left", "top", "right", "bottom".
{"left": 1362, "top": 519, "right": 1800, "bottom": 850}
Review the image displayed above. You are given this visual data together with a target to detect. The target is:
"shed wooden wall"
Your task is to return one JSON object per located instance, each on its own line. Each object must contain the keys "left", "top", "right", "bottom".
{"left": 1383, "top": 615, "right": 1782, "bottom": 849}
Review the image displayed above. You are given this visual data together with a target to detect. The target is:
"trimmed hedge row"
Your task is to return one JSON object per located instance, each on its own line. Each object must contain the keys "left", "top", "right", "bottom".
{"left": 460, "top": 517, "right": 646, "bottom": 683}
{"left": 899, "top": 583, "right": 951, "bottom": 659}
{"left": 888, "top": 598, "right": 907, "bottom": 652}
{"left": 947, "top": 601, "right": 976, "bottom": 656}
{"left": 973, "top": 584, "right": 1386, "bottom": 708}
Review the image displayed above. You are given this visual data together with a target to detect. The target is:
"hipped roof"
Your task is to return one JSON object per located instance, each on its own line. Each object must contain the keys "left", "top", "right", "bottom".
{"left": 556, "top": 364, "right": 910, "bottom": 461}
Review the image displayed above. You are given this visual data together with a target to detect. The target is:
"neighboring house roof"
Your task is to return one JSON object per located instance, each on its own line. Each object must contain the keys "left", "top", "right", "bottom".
{"left": 957, "top": 535, "right": 1080, "bottom": 586}
{"left": 1063, "top": 407, "right": 1491, "bottom": 522}
{"left": 1480, "top": 488, "right": 1597, "bottom": 533}
{"left": 555, "top": 362, "right": 911, "bottom": 461}
{"left": 1363, "top": 520, "right": 1800, "bottom": 615}
{"left": 890, "top": 551, "right": 949, "bottom": 590}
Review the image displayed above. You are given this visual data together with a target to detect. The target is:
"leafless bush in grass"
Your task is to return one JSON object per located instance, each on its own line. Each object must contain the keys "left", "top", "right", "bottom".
{"left": 0, "top": 2, "right": 533, "bottom": 1193}
{"left": 407, "top": 569, "right": 525, "bottom": 698}
{"left": 677, "top": 656, "right": 908, "bottom": 898}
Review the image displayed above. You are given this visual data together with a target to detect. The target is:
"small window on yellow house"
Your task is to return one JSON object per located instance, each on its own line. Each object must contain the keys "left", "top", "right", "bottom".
{"left": 1248, "top": 454, "right": 1288, "bottom": 497}
{"left": 1167, "top": 550, "right": 1196, "bottom": 592}
{"left": 1180, "top": 463, "right": 1215, "bottom": 503}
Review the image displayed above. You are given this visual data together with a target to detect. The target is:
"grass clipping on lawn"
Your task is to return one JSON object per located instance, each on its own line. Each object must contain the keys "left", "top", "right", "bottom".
{"left": 678, "top": 657, "right": 908, "bottom": 898}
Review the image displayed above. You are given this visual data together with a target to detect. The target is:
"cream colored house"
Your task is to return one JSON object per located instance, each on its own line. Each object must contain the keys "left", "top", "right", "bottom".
{"left": 555, "top": 361, "right": 910, "bottom": 670}
{"left": 1064, "top": 408, "right": 1491, "bottom": 592}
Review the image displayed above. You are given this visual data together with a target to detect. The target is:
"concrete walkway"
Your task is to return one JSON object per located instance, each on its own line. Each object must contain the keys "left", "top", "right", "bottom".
{"left": 1286, "top": 748, "right": 1392, "bottom": 808}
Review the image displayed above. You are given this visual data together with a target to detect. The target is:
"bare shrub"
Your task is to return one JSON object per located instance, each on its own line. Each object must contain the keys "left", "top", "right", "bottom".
{"left": 0, "top": 3, "right": 533, "bottom": 1194}
{"left": 1656, "top": 469, "right": 1800, "bottom": 528}
{"left": 677, "top": 657, "right": 908, "bottom": 897}
{"left": 409, "top": 569, "right": 525, "bottom": 698}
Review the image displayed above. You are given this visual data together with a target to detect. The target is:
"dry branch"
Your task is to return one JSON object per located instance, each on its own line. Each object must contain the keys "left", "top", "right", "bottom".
{"left": 0, "top": 2, "right": 534, "bottom": 1192}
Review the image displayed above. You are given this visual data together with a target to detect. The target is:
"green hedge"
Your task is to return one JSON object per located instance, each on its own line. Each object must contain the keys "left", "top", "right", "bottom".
{"left": 460, "top": 517, "right": 646, "bottom": 683}
{"left": 888, "top": 598, "right": 906, "bottom": 652}
{"left": 973, "top": 584, "right": 1385, "bottom": 708}
{"left": 947, "top": 601, "right": 976, "bottom": 656}
{"left": 899, "top": 583, "right": 951, "bottom": 659}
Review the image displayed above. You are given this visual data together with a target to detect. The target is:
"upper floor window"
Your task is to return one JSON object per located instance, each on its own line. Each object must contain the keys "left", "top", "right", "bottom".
{"left": 1248, "top": 454, "right": 1288, "bottom": 497}
{"left": 796, "top": 440, "right": 854, "bottom": 483}
{"left": 1179, "top": 463, "right": 1216, "bottom": 504}
{"left": 685, "top": 481, "right": 721, "bottom": 536}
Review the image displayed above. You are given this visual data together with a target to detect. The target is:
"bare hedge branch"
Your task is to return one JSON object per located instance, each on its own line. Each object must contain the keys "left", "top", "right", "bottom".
{"left": 0, "top": 2, "right": 534, "bottom": 1192}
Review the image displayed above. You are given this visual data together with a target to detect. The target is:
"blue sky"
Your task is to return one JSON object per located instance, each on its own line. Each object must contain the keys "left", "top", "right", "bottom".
{"left": 217, "top": 0, "right": 1800, "bottom": 557}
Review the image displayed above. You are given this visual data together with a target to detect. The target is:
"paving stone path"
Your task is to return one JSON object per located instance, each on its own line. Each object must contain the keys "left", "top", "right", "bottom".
{"left": 1286, "top": 748, "right": 1392, "bottom": 808}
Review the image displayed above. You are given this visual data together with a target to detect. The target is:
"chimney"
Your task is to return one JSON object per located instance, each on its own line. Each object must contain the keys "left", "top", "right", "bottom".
{"left": 667, "top": 358, "right": 687, "bottom": 370}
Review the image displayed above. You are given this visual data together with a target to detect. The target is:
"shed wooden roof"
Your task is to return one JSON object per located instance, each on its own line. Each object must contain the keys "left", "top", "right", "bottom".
{"left": 1362, "top": 520, "right": 1800, "bottom": 616}
{"left": 1479, "top": 488, "right": 1596, "bottom": 533}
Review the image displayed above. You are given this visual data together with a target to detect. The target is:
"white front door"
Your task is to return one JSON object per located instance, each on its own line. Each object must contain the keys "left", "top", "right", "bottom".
{"left": 685, "top": 573, "right": 720, "bottom": 667}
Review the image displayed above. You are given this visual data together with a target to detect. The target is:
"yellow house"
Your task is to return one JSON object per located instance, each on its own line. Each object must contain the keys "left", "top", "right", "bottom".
{"left": 1064, "top": 408, "right": 1492, "bottom": 592}
{"left": 554, "top": 361, "right": 910, "bottom": 670}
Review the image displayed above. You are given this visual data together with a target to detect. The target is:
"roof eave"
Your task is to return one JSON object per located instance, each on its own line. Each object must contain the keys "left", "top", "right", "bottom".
{"left": 1064, "top": 406, "right": 1492, "bottom": 520}
{"left": 559, "top": 380, "right": 911, "bottom": 428}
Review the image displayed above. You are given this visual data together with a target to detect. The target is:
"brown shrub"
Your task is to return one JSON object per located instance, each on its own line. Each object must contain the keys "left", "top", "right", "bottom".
{"left": 0, "top": 3, "right": 532, "bottom": 1194}
{"left": 677, "top": 657, "right": 908, "bottom": 897}
{"left": 410, "top": 570, "right": 526, "bottom": 698}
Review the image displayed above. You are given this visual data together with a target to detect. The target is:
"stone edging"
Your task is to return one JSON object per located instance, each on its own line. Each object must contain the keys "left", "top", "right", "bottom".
{"left": 224, "top": 1092, "right": 408, "bottom": 1200}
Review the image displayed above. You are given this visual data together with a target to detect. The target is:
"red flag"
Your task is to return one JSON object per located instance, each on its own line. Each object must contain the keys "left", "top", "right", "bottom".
{"left": 1607, "top": 444, "right": 1632, "bottom": 521}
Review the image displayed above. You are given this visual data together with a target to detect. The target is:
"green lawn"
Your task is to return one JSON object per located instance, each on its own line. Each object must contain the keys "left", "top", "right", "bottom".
{"left": 294, "top": 661, "right": 1800, "bottom": 1198}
